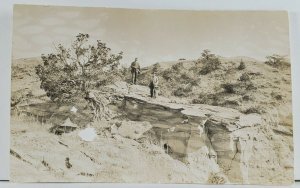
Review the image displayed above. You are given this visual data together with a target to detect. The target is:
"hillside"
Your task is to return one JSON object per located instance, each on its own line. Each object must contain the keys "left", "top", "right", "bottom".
{"left": 11, "top": 57, "right": 43, "bottom": 93}
{"left": 10, "top": 55, "right": 293, "bottom": 184}
{"left": 137, "top": 56, "right": 292, "bottom": 129}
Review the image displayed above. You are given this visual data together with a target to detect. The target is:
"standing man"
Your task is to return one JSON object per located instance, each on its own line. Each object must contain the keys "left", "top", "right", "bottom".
{"left": 149, "top": 72, "right": 159, "bottom": 98}
{"left": 130, "top": 58, "right": 140, "bottom": 84}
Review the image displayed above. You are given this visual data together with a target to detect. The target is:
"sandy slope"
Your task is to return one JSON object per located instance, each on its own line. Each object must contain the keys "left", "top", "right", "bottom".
{"left": 10, "top": 116, "right": 220, "bottom": 183}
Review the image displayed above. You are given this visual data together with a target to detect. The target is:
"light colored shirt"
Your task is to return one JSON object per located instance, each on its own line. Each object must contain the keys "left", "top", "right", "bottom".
{"left": 152, "top": 75, "right": 158, "bottom": 87}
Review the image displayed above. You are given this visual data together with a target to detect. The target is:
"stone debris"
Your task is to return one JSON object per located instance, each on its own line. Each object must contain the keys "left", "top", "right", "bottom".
{"left": 78, "top": 127, "right": 97, "bottom": 142}
{"left": 70, "top": 106, "right": 78, "bottom": 113}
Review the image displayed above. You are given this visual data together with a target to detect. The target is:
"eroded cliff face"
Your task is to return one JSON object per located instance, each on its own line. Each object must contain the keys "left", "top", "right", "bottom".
{"left": 13, "top": 81, "right": 293, "bottom": 184}
{"left": 107, "top": 82, "right": 263, "bottom": 184}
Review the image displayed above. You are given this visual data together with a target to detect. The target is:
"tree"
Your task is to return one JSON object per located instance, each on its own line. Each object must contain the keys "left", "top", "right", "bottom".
{"left": 238, "top": 59, "right": 246, "bottom": 70}
{"left": 198, "top": 50, "right": 221, "bottom": 75}
{"left": 201, "top": 49, "right": 216, "bottom": 60}
{"left": 35, "top": 33, "right": 123, "bottom": 103}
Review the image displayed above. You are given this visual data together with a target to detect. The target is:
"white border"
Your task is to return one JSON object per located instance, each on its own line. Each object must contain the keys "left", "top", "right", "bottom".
{"left": 0, "top": 0, "right": 299, "bottom": 182}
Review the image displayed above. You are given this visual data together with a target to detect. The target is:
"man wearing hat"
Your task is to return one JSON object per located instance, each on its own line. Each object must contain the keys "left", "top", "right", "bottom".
{"left": 130, "top": 58, "right": 140, "bottom": 84}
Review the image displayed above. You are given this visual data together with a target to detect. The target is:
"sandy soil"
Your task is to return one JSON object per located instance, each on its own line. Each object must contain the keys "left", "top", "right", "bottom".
{"left": 10, "top": 116, "right": 220, "bottom": 183}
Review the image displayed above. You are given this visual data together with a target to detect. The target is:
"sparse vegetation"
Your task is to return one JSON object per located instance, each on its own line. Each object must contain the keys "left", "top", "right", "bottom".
{"left": 238, "top": 60, "right": 246, "bottom": 70}
{"left": 222, "top": 83, "right": 236, "bottom": 94}
{"left": 242, "top": 106, "right": 265, "bottom": 114}
{"left": 173, "top": 85, "right": 193, "bottom": 97}
{"left": 239, "top": 72, "right": 250, "bottom": 82}
{"left": 271, "top": 91, "right": 283, "bottom": 101}
{"left": 207, "top": 172, "right": 227, "bottom": 184}
{"left": 136, "top": 51, "right": 290, "bottom": 116}
{"left": 192, "top": 93, "right": 220, "bottom": 106}
{"left": 265, "top": 54, "right": 289, "bottom": 69}
{"left": 197, "top": 50, "right": 221, "bottom": 75}
{"left": 152, "top": 63, "right": 161, "bottom": 73}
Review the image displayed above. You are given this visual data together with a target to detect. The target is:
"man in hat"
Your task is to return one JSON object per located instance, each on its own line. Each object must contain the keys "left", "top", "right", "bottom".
{"left": 149, "top": 72, "right": 159, "bottom": 98}
{"left": 130, "top": 58, "right": 140, "bottom": 84}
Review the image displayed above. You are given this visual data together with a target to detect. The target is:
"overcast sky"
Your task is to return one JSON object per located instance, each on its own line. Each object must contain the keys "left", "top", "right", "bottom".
{"left": 13, "top": 5, "right": 290, "bottom": 66}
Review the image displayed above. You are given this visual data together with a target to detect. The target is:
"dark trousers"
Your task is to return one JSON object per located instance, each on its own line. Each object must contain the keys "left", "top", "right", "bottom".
{"left": 150, "top": 86, "right": 157, "bottom": 98}
{"left": 131, "top": 69, "right": 137, "bottom": 84}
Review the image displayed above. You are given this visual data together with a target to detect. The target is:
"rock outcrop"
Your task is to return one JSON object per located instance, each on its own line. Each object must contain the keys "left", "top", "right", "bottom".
{"left": 104, "top": 81, "right": 263, "bottom": 184}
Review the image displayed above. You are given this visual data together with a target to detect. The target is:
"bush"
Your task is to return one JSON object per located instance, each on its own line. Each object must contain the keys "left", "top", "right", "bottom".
{"left": 171, "top": 62, "right": 184, "bottom": 72}
{"left": 192, "top": 93, "right": 220, "bottom": 105}
{"left": 195, "top": 50, "right": 221, "bottom": 75}
{"left": 242, "top": 106, "right": 265, "bottom": 114}
{"left": 161, "top": 69, "right": 173, "bottom": 81}
{"left": 173, "top": 85, "right": 193, "bottom": 97}
{"left": 152, "top": 63, "right": 161, "bottom": 73}
{"left": 238, "top": 60, "right": 246, "bottom": 70}
{"left": 192, "top": 98, "right": 202, "bottom": 104}
{"left": 207, "top": 173, "right": 227, "bottom": 184}
{"left": 199, "top": 57, "right": 221, "bottom": 75}
{"left": 265, "top": 54, "right": 290, "bottom": 68}
{"left": 242, "top": 95, "right": 251, "bottom": 101}
{"left": 239, "top": 73, "right": 250, "bottom": 81}
{"left": 271, "top": 91, "right": 283, "bottom": 100}
{"left": 180, "top": 72, "right": 191, "bottom": 80}
{"left": 221, "top": 83, "right": 235, "bottom": 93}
{"left": 245, "top": 81, "right": 257, "bottom": 91}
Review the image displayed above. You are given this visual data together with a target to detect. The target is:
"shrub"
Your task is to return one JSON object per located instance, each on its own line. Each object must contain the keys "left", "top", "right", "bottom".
{"left": 239, "top": 73, "right": 250, "bottom": 81}
{"left": 221, "top": 83, "right": 235, "bottom": 93}
{"left": 242, "top": 95, "right": 251, "bottom": 101}
{"left": 192, "top": 93, "right": 220, "bottom": 106}
{"left": 195, "top": 50, "right": 221, "bottom": 75}
{"left": 245, "top": 81, "right": 257, "bottom": 91}
{"left": 180, "top": 72, "right": 197, "bottom": 85}
{"left": 192, "top": 98, "right": 202, "bottom": 104}
{"left": 265, "top": 54, "right": 290, "bottom": 68}
{"left": 207, "top": 173, "right": 227, "bottom": 184}
{"left": 242, "top": 106, "right": 265, "bottom": 114}
{"left": 161, "top": 69, "right": 173, "bottom": 81}
{"left": 171, "top": 62, "right": 184, "bottom": 72}
{"left": 173, "top": 85, "right": 192, "bottom": 97}
{"left": 199, "top": 57, "right": 221, "bottom": 75}
{"left": 271, "top": 91, "right": 283, "bottom": 101}
{"left": 238, "top": 60, "right": 246, "bottom": 70}
{"left": 190, "top": 79, "right": 199, "bottom": 87}
{"left": 152, "top": 63, "right": 161, "bottom": 73}
{"left": 173, "top": 87, "right": 186, "bottom": 97}
{"left": 180, "top": 72, "right": 191, "bottom": 80}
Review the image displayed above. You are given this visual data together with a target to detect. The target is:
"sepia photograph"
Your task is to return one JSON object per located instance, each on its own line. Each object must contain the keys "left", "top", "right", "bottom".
{"left": 10, "top": 5, "right": 293, "bottom": 185}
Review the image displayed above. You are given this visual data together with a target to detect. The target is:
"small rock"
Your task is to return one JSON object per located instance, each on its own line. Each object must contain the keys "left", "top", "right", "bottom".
{"left": 65, "top": 157, "right": 72, "bottom": 169}
{"left": 78, "top": 127, "right": 97, "bottom": 142}
{"left": 70, "top": 106, "right": 78, "bottom": 113}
